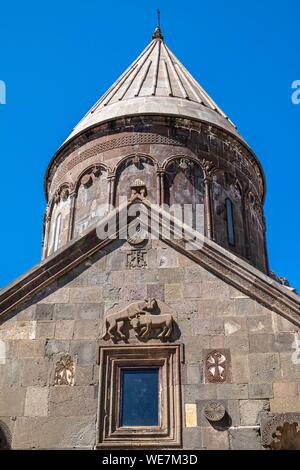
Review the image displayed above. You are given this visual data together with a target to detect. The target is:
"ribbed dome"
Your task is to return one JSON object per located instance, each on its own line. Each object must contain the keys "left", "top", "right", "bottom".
{"left": 64, "top": 28, "right": 242, "bottom": 144}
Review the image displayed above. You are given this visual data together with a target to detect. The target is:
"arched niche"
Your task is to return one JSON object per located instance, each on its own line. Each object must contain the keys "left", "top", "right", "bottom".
{"left": 212, "top": 171, "right": 245, "bottom": 256}
{"left": 245, "top": 191, "right": 266, "bottom": 271}
{"left": 114, "top": 155, "right": 157, "bottom": 206}
{"left": 164, "top": 157, "right": 204, "bottom": 230}
{"left": 47, "top": 186, "right": 71, "bottom": 256}
{"left": 73, "top": 165, "right": 108, "bottom": 238}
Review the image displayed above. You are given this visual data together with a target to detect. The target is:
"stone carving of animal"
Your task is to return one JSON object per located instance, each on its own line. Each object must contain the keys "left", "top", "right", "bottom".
{"left": 102, "top": 298, "right": 158, "bottom": 340}
{"left": 130, "top": 313, "right": 173, "bottom": 339}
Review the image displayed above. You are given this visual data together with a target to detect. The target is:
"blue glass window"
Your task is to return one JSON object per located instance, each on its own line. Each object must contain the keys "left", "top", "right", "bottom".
{"left": 225, "top": 198, "right": 235, "bottom": 246}
{"left": 120, "top": 368, "right": 159, "bottom": 427}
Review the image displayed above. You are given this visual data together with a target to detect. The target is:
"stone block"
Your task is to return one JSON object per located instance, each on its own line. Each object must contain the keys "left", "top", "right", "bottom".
{"left": 88, "top": 272, "right": 111, "bottom": 286}
{"left": 231, "top": 354, "right": 249, "bottom": 383}
{"left": 249, "top": 353, "right": 281, "bottom": 383}
{"left": 279, "top": 353, "right": 300, "bottom": 380}
{"left": 16, "top": 339, "right": 46, "bottom": 358}
{"left": 184, "top": 384, "right": 217, "bottom": 401}
{"left": 217, "top": 384, "right": 248, "bottom": 400}
{"left": 111, "top": 271, "right": 125, "bottom": 288}
{"left": 35, "top": 304, "right": 54, "bottom": 321}
{"left": 45, "top": 339, "right": 70, "bottom": 358}
{"left": 224, "top": 335, "right": 249, "bottom": 353}
{"left": 0, "top": 340, "right": 6, "bottom": 365}
{"left": 14, "top": 305, "right": 36, "bottom": 321}
{"left": 73, "top": 321, "right": 100, "bottom": 340}
{"left": 186, "top": 364, "right": 201, "bottom": 385}
{"left": 249, "top": 383, "right": 273, "bottom": 399}
{"left": 224, "top": 317, "right": 247, "bottom": 336}
{"left": 36, "top": 322, "right": 55, "bottom": 339}
{"left": 107, "top": 252, "right": 126, "bottom": 271}
{"left": 48, "top": 385, "right": 97, "bottom": 417}
{"left": 201, "top": 282, "right": 230, "bottom": 300}
{"left": 41, "top": 288, "right": 70, "bottom": 304}
{"left": 69, "top": 341, "right": 96, "bottom": 364}
{"left": 184, "top": 336, "right": 210, "bottom": 363}
{"left": 184, "top": 266, "right": 214, "bottom": 283}
{"left": 209, "top": 336, "right": 225, "bottom": 349}
{"left": 157, "top": 248, "right": 179, "bottom": 268}
{"left": 233, "top": 298, "right": 256, "bottom": 316}
{"left": 122, "top": 284, "right": 147, "bottom": 301}
{"left": 12, "top": 416, "right": 95, "bottom": 449}
{"left": 194, "top": 317, "right": 224, "bottom": 336}
{"left": 18, "top": 358, "right": 51, "bottom": 387}
{"left": 249, "top": 334, "right": 274, "bottom": 353}
{"left": 165, "top": 283, "right": 183, "bottom": 302}
{"left": 55, "top": 320, "right": 74, "bottom": 340}
{"left": 270, "top": 397, "right": 300, "bottom": 413}
{"left": 273, "top": 382, "right": 298, "bottom": 398}
{"left": 146, "top": 283, "right": 165, "bottom": 301}
{"left": 185, "top": 404, "right": 197, "bottom": 427}
{"left": 24, "top": 387, "right": 48, "bottom": 417}
{"left": 103, "top": 286, "right": 121, "bottom": 300}
{"left": 0, "top": 387, "right": 26, "bottom": 416}
{"left": 75, "top": 365, "right": 94, "bottom": 385}
{"left": 182, "top": 427, "right": 202, "bottom": 450}
{"left": 229, "top": 428, "right": 261, "bottom": 450}
{"left": 54, "top": 303, "right": 103, "bottom": 321}
{"left": 274, "top": 315, "right": 300, "bottom": 334}
{"left": 247, "top": 315, "right": 273, "bottom": 335}
{"left": 239, "top": 400, "right": 268, "bottom": 426}
{"left": 202, "top": 427, "right": 229, "bottom": 450}
{"left": 183, "top": 283, "right": 201, "bottom": 299}
{"left": 69, "top": 287, "right": 103, "bottom": 303}
{"left": 198, "top": 299, "right": 235, "bottom": 317}
{"left": 0, "top": 321, "right": 37, "bottom": 340}
{"left": 273, "top": 333, "right": 295, "bottom": 352}
{"left": 157, "top": 268, "right": 184, "bottom": 283}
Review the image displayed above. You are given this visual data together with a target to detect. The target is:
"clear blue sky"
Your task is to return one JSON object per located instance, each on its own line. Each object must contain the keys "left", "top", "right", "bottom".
{"left": 0, "top": 0, "right": 299, "bottom": 290}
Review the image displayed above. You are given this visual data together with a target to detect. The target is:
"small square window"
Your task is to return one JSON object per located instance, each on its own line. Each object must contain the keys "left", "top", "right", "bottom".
{"left": 120, "top": 368, "right": 159, "bottom": 427}
{"left": 96, "top": 344, "right": 182, "bottom": 448}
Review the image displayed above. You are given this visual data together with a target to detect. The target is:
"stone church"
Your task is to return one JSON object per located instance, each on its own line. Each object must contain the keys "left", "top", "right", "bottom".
{"left": 0, "top": 24, "right": 299, "bottom": 451}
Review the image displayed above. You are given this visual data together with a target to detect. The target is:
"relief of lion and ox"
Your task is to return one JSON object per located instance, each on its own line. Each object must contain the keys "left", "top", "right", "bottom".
{"left": 102, "top": 299, "right": 177, "bottom": 342}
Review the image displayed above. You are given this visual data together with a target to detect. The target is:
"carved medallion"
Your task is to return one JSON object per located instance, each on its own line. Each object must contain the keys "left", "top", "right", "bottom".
{"left": 261, "top": 412, "right": 300, "bottom": 450}
{"left": 204, "top": 401, "right": 226, "bottom": 422}
{"left": 54, "top": 354, "right": 75, "bottom": 386}
{"left": 204, "top": 350, "right": 229, "bottom": 384}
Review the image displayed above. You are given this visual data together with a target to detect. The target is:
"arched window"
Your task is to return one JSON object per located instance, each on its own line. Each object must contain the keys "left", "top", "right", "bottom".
{"left": 225, "top": 198, "right": 235, "bottom": 246}
{"left": 53, "top": 213, "right": 62, "bottom": 252}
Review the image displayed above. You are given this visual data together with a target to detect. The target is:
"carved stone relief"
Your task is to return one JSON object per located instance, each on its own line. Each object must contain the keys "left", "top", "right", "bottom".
{"left": 127, "top": 250, "right": 147, "bottom": 269}
{"left": 204, "top": 401, "right": 226, "bottom": 422}
{"left": 204, "top": 350, "right": 231, "bottom": 384}
{"left": 101, "top": 298, "right": 176, "bottom": 342}
{"left": 260, "top": 412, "right": 300, "bottom": 450}
{"left": 54, "top": 354, "right": 75, "bottom": 386}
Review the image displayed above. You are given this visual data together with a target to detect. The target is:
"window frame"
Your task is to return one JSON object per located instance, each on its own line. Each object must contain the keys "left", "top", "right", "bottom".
{"left": 96, "top": 344, "right": 182, "bottom": 448}
{"left": 225, "top": 197, "right": 235, "bottom": 247}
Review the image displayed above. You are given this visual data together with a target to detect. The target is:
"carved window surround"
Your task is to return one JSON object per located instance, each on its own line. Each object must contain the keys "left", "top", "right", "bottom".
{"left": 96, "top": 344, "right": 182, "bottom": 449}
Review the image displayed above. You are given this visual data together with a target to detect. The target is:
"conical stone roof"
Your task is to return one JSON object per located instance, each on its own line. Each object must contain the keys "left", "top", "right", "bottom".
{"left": 64, "top": 27, "right": 242, "bottom": 144}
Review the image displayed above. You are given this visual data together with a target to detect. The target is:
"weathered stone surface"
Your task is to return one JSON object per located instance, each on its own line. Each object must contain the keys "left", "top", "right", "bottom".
{"left": 24, "top": 387, "right": 48, "bottom": 417}
{"left": 41, "top": 289, "right": 70, "bottom": 304}
{"left": 69, "top": 287, "right": 103, "bottom": 303}
{"left": 202, "top": 427, "right": 229, "bottom": 450}
{"left": 182, "top": 427, "right": 202, "bottom": 450}
{"left": 217, "top": 384, "right": 248, "bottom": 400}
{"left": 146, "top": 283, "right": 165, "bottom": 301}
{"left": 194, "top": 317, "right": 224, "bottom": 336}
{"left": 165, "top": 284, "right": 183, "bottom": 302}
{"left": 36, "top": 322, "right": 55, "bottom": 339}
{"left": 0, "top": 321, "right": 36, "bottom": 340}
{"left": 248, "top": 383, "right": 273, "bottom": 399}
{"left": 75, "top": 365, "right": 94, "bottom": 385}
{"left": 54, "top": 320, "right": 74, "bottom": 340}
{"left": 183, "top": 283, "right": 201, "bottom": 299}
{"left": 73, "top": 321, "right": 99, "bottom": 340}
{"left": 54, "top": 303, "right": 103, "bottom": 320}
{"left": 0, "top": 387, "right": 26, "bottom": 416}
{"left": 224, "top": 317, "right": 247, "bottom": 336}
{"left": 229, "top": 428, "right": 261, "bottom": 450}
{"left": 185, "top": 364, "right": 201, "bottom": 385}
{"left": 270, "top": 397, "right": 300, "bottom": 413}
{"left": 247, "top": 315, "right": 273, "bottom": 335}
{"left": 16, "top": 339, "right": 45, "bottom": 358}
{"left": 12, "top": 416, "right": 95, "bottom": 449}
{"left": 249, "top": 353, "right": 281, "bottom": 383}
{"left": 35, "top": 304, "right": 54, "bottom": 321}
{"left": 69, "top": 341, "right": 96, "bottom": 364}
{"left": 48, "top": 386, "right": 97, "bottom": 417}
{"left": 239, "top": 400, "right": 268, "bottom": 426}
{"left": 273, "top": 382, "right": 298, "bottom": 398}
{"left": 231, "top": 354, "right": 249, "bottom": 383}
{"left": 184, "top": 384, "right": 217, "bottom": 402}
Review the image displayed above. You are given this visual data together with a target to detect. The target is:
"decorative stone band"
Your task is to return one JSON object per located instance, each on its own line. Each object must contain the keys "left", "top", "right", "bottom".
{"left": 0, "top": 200, "right": 299, "bottom": 326}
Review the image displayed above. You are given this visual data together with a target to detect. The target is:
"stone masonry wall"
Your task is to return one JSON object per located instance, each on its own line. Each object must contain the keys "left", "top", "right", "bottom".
{"left": 0, "top": 239, "right": 299, "bottom": 449}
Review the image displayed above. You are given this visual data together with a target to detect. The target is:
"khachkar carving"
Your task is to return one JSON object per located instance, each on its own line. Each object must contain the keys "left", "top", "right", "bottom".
{"left": 127, "top": 250, "right": 147, "bottom": 269}
{"left": 204, "top": 350, "right": 230, "bottom": 384}
{"left": 260, "top": 412, "right": 300, "bottom": 450}
{"left": 102, "top": 298, "right": 176, "bottom": 342}
{"left": 54, "top": 354, "right": 75, "bottom": 385}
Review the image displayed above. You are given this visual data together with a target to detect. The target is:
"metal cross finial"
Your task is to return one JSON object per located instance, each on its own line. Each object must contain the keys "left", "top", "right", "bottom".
{"left": 152, "top": 8, "right": 164, "bottom": 41}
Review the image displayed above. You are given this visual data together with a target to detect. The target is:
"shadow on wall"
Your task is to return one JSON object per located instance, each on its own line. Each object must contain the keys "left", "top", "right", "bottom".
{"left": 0, "top": 421, "right": 11, "bottom": 450}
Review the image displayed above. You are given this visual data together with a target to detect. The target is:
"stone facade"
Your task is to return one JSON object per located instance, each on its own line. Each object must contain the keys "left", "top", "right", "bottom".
{"left": 1, "top": 27, "right": 299, "bottom": 450}
{"left": 0, "top": 238, "right": 299, "bottom": 449}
